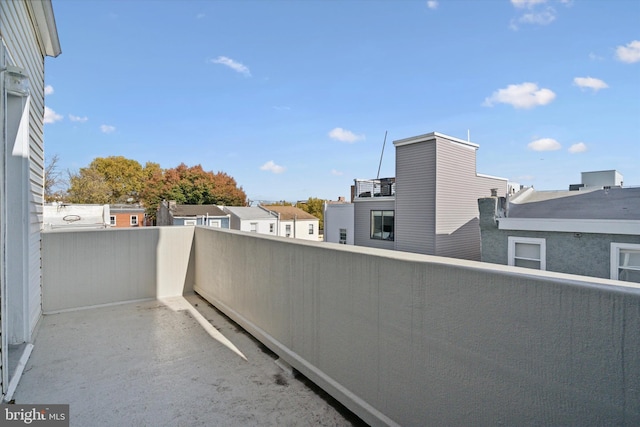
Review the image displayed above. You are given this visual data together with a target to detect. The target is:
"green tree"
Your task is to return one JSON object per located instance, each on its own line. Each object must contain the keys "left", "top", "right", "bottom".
{"left": 296, "top": 197, "right": 325, "bottom": 231}
{"left": 67, "top": 168, "right": 112, "bottom": 204}
{"left": 67, "top": 156, "right": 145, "bottom": 204}
{"left": 91, "top": 156, "right": 145, "bottom": 203}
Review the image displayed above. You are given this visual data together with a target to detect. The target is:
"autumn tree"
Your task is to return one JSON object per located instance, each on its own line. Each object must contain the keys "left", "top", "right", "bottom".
{"left": 67, "top": 156, "right": 145, "bottom": 204}
{"left": 140, "top": 163, "right": 247, "bottom": 221}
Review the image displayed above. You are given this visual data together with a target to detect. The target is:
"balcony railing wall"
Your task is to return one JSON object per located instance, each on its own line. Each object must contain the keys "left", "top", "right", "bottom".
{"left": 42, "top": 227, "right": 640, "bottom": 426}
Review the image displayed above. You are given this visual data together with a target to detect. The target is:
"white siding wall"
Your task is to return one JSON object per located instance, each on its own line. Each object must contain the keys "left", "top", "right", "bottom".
{"left": 240, "top": 218, "right": 277, "bottom": 235}
{"left": 1, "top": 1, "right": 47, "bottom": 343}
{"left": 324, "top": 204, "right": 354, "bottom": 244}
{"left": 278, "top": 219, "right": 319, "bottom": 241}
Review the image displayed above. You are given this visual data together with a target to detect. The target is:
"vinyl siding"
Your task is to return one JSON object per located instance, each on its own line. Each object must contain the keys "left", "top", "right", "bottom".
{"left": 434, "top": 138, "right": 507, "bottom": 260}
{"left": 1, "top": 0, "right": 48, "bottom": 340}
{"left": 394, "top": 141, "right": 436, "bottom": 254}
{"left": 353, "top": 199, "right": 395, "bottom": 250}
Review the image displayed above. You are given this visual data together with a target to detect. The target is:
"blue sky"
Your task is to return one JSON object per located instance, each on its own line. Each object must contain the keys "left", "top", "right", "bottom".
{"left": 44, "top": 0, "right": 640, "bottom": 202}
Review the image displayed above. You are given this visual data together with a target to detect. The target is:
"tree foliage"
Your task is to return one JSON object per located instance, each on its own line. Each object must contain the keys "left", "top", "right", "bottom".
{"left": 140, "top": 163, "right": 247, "bottom": 220}
{"left": 67, "top": 156, "right": 145, "bottom": 204}
{"left": 64, "top": 156, "right": 247, "bottom": 221}
{"left": 296, "top": 197, "right": 325, "bottom": 230}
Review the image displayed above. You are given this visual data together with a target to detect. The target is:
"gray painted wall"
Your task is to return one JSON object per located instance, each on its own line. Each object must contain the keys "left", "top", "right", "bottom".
{"left": 394, "top": 134, "right": 507, "bottom": 260}
{"left": 479, "top": 198, "right": 640, "bottom": 279}
{"left": 395, "top": 140, "right": 436, "bottom": 254}
{"left": 39, "top": 226, "right": 640, "bottom": 426}
{"left": 353, "top": 199, "right": 395, "bottom": 250}
{"left": 41, "top": 227, "right": 195, "bottom": 312}
{"left": 194, "top": 227, "right": 640, "bottom": 427}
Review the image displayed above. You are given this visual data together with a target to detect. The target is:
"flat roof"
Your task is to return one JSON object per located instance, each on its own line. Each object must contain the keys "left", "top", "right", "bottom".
{"left": 508, "top": 187, "right": 640, "bottom": 220}
{"left": 393, "top": 131, "right": 479, "bottom": 149}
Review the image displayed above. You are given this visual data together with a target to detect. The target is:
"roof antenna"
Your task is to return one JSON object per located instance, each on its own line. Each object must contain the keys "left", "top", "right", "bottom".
{"left": 376, "top": 130, "right": 388, "bottom": 179}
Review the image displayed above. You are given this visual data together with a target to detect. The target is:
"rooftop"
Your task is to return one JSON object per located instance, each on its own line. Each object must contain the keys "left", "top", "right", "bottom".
{"left": 508, "top": 187, "right": 640, "bottom": 220}
{"left": 14, "top": 294, "right": 361, "bottom": 426}
{"left": 261, "top": 205, "right": 318, "bottom": 221}
{"left": 172, "top": 204, "right": 227, "bottom": 217}
{"left": 223, "top": 206, "right": 276, "bottom": 220}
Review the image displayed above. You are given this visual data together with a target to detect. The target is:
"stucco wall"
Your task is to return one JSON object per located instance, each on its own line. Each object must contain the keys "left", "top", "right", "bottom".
{"left": 41, "top": 227, "right": 195, "bottom": 312}
{"left": 193, "top": 227, "right": 640, "bottom": 426}
{"left": 479, "top": 197, "right": 640, "bottom": 279}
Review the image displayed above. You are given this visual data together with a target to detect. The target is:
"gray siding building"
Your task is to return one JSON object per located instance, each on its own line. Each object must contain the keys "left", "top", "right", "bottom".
{"left": 479, "top": 185, "right": 640, "bottom": 282}
{"left": 353, "top": 132, "right": 508, "bottom": 261}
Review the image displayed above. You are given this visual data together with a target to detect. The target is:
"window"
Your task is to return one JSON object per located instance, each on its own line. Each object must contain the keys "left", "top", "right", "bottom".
{"left": 110, "top": 216, "right": 116, "bottom": 226}
{"left": 250, "top": 222, "right": 258, "bottom": 233}
{"left": 508, "top": 237, "right": 546, "bottom": 270}
{"left": 611, "top": 243, "right": 640, "bottom": 283}
{"left": 309, "top": 224, "right": 314, "bottom": 235}
{"left": 370, "top": 210, "right": 394, "bottom": 241}
{"left": 269, "top": 223, "right": 275, "bottom": 233}
{"left": 286, "top": 224, "right": 292, "bottom": 237}
{"left": 339, "top": 228, "right": 347, "bottom": 244}
{"left": 184, "top": 219, "right": 197, "bottom": 226}
{"left": 130, "top": 215, "right": 138, "bottom": 226}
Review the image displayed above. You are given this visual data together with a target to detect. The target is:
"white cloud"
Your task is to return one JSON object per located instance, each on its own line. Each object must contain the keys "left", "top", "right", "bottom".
{"left": 44, "top": 106, "right": 63, "bottom": 124}
{"left": 588, "top": 52, "right": 604, "bottom": 61}
{"left": 69, "top": 114, "right": 89, "bottom": 123}
{"left": 426, "top": 1, "right": 438, "bottom": 10}
{"left": 44, "top": 85, "right": 54, "bottom": 95}
{"left": 330, "top": 169, "right": 344, "bottom": 176}
{"left": 573, "top": 76, "right": 608, "bottom": 91}
{"left": 528, "top": 138, "right": 561, "bottom": 151}
{"left": 616, "top": 40, "right": 640, "bottom": 64}
{"left": 511, "top": 0, "right": 547, "bottom": 8}
{"left": 328, "top": 127, "right": 365, "bottom": 143}
{"left": 210, "top": 56, "right": 251, "bottom": 77}
{"left": 483, "top": 82, "right": 556, "bottom": 109}
{"left": 260, "top": 160, "right": 285, "bottom": 174}
{"left": 568, "top": 142, "right": 587, "bottom": 153}
{"left": 518, "top": 9, "right": 556, "bottom": 25}
{"left": 100, "top": 124, "right": 116, "bottom": 134}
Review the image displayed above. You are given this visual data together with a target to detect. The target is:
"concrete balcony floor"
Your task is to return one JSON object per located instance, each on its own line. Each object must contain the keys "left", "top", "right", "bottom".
{"left": 12, "top": 294, "right": 364, "bottom": 426}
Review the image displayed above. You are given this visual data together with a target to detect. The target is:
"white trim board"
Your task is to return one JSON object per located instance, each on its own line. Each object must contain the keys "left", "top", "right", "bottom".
{"left": 498, "top": 218, "right": 640, "bottom": 235}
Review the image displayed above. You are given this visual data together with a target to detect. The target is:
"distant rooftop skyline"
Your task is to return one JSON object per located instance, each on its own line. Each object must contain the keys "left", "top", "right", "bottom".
{"left": 44, "top": 0, "right": 639, "bottom": 201}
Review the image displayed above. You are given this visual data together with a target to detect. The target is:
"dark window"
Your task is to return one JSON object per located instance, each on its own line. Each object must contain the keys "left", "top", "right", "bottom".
{"left": 370, "top": 210, "right": 394, "bottom": 241}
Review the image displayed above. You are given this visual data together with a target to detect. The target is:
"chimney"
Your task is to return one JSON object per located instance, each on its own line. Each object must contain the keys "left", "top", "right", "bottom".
{"left": 338, "top": 196, "right": 345, "bottom": 202}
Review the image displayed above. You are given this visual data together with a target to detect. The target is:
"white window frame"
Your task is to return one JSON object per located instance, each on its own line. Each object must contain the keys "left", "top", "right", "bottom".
{"left": 610, "top": 243, "right": 640, "bottom": 282}
{"left": 508, "top": 236, "right": 546, "bottom": 270}
{"left": 110, "top": 215, "right": 116, "bottom": 226}
{"left": 285, "top": 224, "right": 292, "bottom": 237}
{"left": 250, "top": 222, "right": 258, "bottom": 233}
{"left": 184, "top": 219, "right": 197, "bottom": 226}
{"left": 130, "top": 215, "right": 138, "bottom": 226}
{"left": 269, "top": 223, "right": 275, "bottom": 233}
{"left": 308, "top": 223, "right": 314, "bottom": 235}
